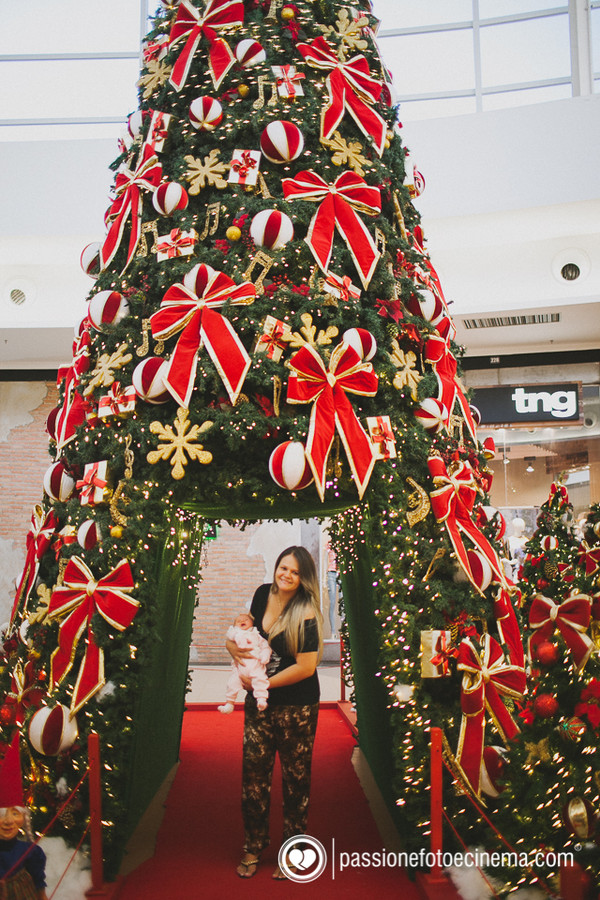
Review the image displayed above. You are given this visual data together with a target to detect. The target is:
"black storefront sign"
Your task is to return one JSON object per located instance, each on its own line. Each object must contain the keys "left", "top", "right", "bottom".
{"left": 472, "top": 382, "right": 582, "bottom": 426}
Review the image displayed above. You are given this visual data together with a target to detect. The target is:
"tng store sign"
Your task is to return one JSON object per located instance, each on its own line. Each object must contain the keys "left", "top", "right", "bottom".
{"left": 472, "top": 383, "right": 582, "bottom": 426}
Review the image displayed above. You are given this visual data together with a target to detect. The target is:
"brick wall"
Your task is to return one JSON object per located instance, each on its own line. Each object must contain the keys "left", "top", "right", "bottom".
{"left": 0, "top": 381, "right": 57, "bottom": 621}
{"left": 192, "top": 523, "right": 270, "bottom": 665}
{"left": 0, "top": 381, "right": 57, "bottom": 542}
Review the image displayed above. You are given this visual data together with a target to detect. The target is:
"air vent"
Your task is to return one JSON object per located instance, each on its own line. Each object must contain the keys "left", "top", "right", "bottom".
{"left": 462, "top": 313, "right": 561, "bottom": 330}
{"left": 10, "top": 288, "right": 26, "bottom": 306}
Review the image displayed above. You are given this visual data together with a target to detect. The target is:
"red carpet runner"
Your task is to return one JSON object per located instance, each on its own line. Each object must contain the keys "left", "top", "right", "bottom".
{"left": 117, "top": 706, "right": 422, "bottom": 899}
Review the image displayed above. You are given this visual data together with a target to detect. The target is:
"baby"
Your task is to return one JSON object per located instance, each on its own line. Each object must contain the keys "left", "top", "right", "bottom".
{"left": 219, "top": 612, "right": 271, "bottom": 713}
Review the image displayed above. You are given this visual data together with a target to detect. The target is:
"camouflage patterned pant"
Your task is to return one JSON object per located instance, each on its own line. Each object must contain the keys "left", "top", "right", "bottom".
{"left": 241, "top": 700, "right": 319, "bottom": 854}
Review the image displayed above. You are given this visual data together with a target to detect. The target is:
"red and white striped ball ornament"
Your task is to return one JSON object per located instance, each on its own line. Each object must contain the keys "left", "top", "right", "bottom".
{"left": 260, "top": 120, "right": 304, "bottom": 164}
{"left": 127, "top": 109, "right": 144, "bottom": 140}
{"left": 152, "top": 181, "right": 189, "bottom": 216}
{"left": 80, "top": 241, "right": 102, "bottom": 279}
{"left": 43, "top": 461, "right": 75, "bottom": 502}
{"left": 250, "top": 209, "right": 294, "bottom": 250}
{"left": 132, "top": 357, "right": 170, "bottom": 404}
{"left": 406, "top": 289, "right": 445, "bottom": 325}
{"left": 189, "top": 96, "right": 223, "bottom": 131}
{"left": 235, "top": 38, "right": 266, "bottom": 67}
{"left": 269, "top": 441, "right": 313, "bottom": 491}
{"left": 467, "top": 548, "right": 494, "bottom": 592}
{"left": 46, "top": 407, "right": 58, "bottom": 442}
{"left": 480, "top": 746, "right": 507, "bottom": 798}
{"left": 414, "top": 398, "right": 448, "bottom": 433}
{"left": 77, "top": 519, "right": 102, "bottom": 551}
{"left": 540, "top": 535, "right": 559, "bottom": 552}
{"left": 87, "top": 290, "right": 130, "bottom": 331}
{"left": 29, "top": 705, "right": 78, "bottom": 756}
{"left": 342, "top": 328, "right": 376, "bottom": 361}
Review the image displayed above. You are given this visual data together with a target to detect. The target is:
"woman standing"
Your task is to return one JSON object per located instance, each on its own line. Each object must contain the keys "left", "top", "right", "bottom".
{"left": 228, "top": 546, "right": 323, "bottom": 880}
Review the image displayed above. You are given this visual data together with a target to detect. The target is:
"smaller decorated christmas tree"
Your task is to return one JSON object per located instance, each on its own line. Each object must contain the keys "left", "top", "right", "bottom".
{"left": 491, "top": 484, "right": 600, "bottom": 892}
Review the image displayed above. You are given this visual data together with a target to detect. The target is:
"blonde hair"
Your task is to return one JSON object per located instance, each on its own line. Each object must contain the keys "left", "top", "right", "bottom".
{"left": 268, "top": 546, "right": 323, "bottom": 661}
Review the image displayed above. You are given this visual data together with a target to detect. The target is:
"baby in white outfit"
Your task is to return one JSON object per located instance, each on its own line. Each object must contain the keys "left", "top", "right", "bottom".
{"left": 219, "top": 612, "right": 271, "bottom": 713}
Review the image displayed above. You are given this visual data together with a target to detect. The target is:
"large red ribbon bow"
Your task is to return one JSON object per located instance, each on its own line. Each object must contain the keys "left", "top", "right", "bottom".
{"left": 150, "top": 263, "right": 255, "bottom": 408}
{"left": 282, "top": 169, "right": 381, "bottom": 288}
{"left": 54, "top": 324, "right": 92, "bottom": 452}
{"left": 457, "top": 634, "right": 526, "bottom": 795}
{"left": 529, "top": 592, "right": 593, "bottom": 671}
{"left": 424, "top": 335, "right": 478, "bottom": 441}
{"left": 297, "top": 36, "right": 386, "bottom": 156}
{"left": 10, "top": 506, "right": 59, "bottom": 626}
{"left": 287, "top": 342, "right": 378, "bottom": 500}
{"left": 493, "top": 587, "right": 525, "bottom": 670}
{"left": 6, "top": 660, "right": 45, "bottom": 726}
{"left": 577, "top": 542, "right": 600, "bottom": 578}
{"left": 48, "top": 557, "right": 139, "bottom": 714}
{"left": 101, "top": 145, "right": 162, "bottom": 271}
{"left": 428, "top": 455, "right": 509, "bottom": 593}
{"left": 168, "top": 0, "right": 244, "bottom": 91}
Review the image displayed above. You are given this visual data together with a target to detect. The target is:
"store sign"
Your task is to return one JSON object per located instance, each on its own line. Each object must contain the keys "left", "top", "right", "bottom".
{"left": 472, "top": 383, "right": 582, "bottom": 426}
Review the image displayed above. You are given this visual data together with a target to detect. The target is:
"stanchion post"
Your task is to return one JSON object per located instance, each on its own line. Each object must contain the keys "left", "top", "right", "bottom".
{"left": 340, "top": 635, "right": 346, "bottom": 703}
{"left": 429, "top": 726, "right": 443, "bottom": 878}
{"left": 88, "top": 732, "right": 104, "bottom": 892}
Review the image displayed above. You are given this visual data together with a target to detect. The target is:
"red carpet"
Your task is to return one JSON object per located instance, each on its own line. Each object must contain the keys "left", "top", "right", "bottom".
{"left": 117, "top": 706, "right": 422, "bottom": 899}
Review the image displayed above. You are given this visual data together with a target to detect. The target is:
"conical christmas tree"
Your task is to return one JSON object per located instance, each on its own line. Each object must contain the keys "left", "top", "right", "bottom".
{"left": 1, "top": 0, "right": 529, "bottom": 880}
{"left": 491, "top": 486, "right": 600, "bottom": 892}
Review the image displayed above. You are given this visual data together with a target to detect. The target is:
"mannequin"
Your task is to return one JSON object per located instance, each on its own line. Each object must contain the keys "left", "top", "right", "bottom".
{"left": 508, "top": 517, "right": 528, "bottom": 580}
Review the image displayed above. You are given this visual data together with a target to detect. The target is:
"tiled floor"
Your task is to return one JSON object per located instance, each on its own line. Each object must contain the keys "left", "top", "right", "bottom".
{"left": 186, "top": 663, "right": 345, "bottom": 703}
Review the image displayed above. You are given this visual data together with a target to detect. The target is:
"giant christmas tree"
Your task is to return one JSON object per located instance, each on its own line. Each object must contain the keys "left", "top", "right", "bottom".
{"left": 1, "top": 0, "right": 534, "bottom": 883}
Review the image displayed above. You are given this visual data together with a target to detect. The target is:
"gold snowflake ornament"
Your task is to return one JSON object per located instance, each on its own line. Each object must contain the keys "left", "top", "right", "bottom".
{"left": 318, "top": 9, "right": 369, "bottom": 58}
{"left": 147, "top": 407, "right": 214, "bottom": 480}
{"left": 323, "top": 132, "right": 369, "bottom": 177}
{"left": 287, "top": 313, "right": 339, "bottom": 350}
{"left": 137, "top": 59, "right": 172, "bottom": 100}
{"left": 184, "top": 150, "right": 228, "bottom": 194}
{"left": 84, "top": 343, "right": 133, "bottom": 396}
{"left": 390, "top": 340, "right": 422, "bottom": 400}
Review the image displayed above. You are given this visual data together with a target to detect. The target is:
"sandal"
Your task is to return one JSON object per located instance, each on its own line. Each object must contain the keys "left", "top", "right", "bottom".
{"left": 237, "top": 852, "right": 260, "bottom": 879}
{"left": 272, "top": 865, "right": 297, "bottom": 880}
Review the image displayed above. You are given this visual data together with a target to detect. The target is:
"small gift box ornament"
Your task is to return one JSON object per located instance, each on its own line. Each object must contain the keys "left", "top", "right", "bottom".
{"left": 155, "top": 227, "right": 198, "bottom": 261}
{"left": 321, "top": 272, "right": 361, "bottom": 305}
{"left": 76, "top": 461, "right": 112, "bottom": 507}
{"left": 253, "top": 316, "right": 292, "bottom": 362}
{"left": 367, "top": 415, "right": 397, "bottom": 460}
{"left": 272, "top": 65, "right": 305, "bottom": 99}
{"left": 98, "top": 382, "right": 137, "bottom": 419}
{"left": 146, "top": 109, "right": 172, "bottom": 154}
{"left": 420, "top": 630, "right": 454, "bottom": 678}
{"left": 228, "top": 150, "right": 261, "bottom": 186}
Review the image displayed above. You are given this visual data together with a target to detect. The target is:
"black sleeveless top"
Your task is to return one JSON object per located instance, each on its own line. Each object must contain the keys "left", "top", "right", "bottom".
{"left": 249, "top": 583, "right": 320, "bottom": 706}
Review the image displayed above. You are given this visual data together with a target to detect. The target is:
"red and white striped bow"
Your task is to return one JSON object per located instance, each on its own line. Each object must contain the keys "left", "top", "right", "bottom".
{"left": 150, "top": 264, "right": 255, "bottom": 408}
{"left": 529, "top": 592, "right": 593, "bottom": 671}
{"left": 282, "top": 169, "right": 381, "bottom": 288}
{"left": 10, "top": 506, "right": 59, "bottom": 626}
{"left": 456, "top": 634, "right": 525, "bottom": 796}
{"left": 48, "top": 557, "right": 139, "bottom": 714}
{"left": 287, "top": 342, "right": 378, "bottom": 500}
{"left": 297, "top": 37, "right": 386, "bottom": 156}
{"left": 101, "top": 145, "right": 162, "bottom": 271}
{"left": 168, "top": 0, "right": 243, "bottom": 91}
